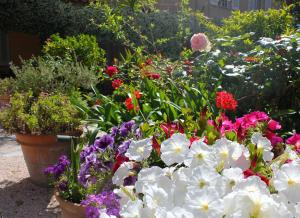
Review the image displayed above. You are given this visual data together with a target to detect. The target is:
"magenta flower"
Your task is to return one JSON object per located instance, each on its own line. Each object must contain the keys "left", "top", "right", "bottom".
{"left": 286, "top": 133, "right": 300, "bottom": 152}
{"left": 267, "top": 120, "right": 281, "bottom": 131}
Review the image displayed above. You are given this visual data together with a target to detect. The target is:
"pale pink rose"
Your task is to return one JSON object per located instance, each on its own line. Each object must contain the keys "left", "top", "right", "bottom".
{"left": 190, "top": 33, "right": 211, "bottom": 52}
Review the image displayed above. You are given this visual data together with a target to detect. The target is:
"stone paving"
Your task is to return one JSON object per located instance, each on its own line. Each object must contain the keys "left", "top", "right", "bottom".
{"left": 0, "top": 130, "right": 61, "bottom": 218}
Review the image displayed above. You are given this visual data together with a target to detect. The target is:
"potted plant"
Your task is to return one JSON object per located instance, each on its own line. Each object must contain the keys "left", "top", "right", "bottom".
{"left": 0, "top": 77, "right": 15, "bottom": 108}
{"left": 45, "top": 120, "right": 138, "bottom": 218}
{"left": 0, "top": 91, "right": 82, "bottom": 186}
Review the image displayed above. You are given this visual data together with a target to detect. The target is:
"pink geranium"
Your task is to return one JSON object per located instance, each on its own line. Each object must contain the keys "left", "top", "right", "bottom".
{"left": 286, "top": 133, "right": 300, "bottom": 152}
{"left": 190, "top": 33, "right": 211, "bottom": 52}
{"left": 267, "top": 120, "right": 281, "bottom": 131}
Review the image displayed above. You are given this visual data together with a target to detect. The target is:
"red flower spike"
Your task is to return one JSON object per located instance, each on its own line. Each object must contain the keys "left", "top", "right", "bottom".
{"left": 112, "top": 155, "right": 129, "bottom": 173}
{"left": 152, "top": 137, "right": 161, "bottom": 155}
{"left": 125, "top": 98, "right": 134, "bottom": 111}
{"left": 134, "top": 90, "right": 142, "bottom": 99}
{"left": 105, "top": 66, "right": 118, "bottom": 77}
{"left": 112, "top": 79, "right": 123, "bottom": 90}
{"left": 160, "top": 122, "right": 184, "bottom": 138}
{"left": 216, "top": 91, "right": 238, "bottom": 111}
{"left": 145, "top": 59, "right": 153, "bottom": 66}
{"left": 145, "top": 72, "right": 161, "bottom": 79}
{"left": 243, "top": 169, "right": 270, "bottom": 186}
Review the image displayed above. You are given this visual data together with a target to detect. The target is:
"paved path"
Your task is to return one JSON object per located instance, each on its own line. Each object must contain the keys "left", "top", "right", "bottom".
{"left": 0, "top": 130, "right": 61, "bottom": 218}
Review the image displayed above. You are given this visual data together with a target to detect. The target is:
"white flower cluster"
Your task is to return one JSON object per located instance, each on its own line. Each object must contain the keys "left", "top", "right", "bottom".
{"left": 113, "top": 133, "right": 300, "bottom": 218}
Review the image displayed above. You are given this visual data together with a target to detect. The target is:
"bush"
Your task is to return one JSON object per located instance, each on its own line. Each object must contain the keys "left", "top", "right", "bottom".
{"left": 0, "top": 92, "right": 82, "bottom": 135}
{"left": 221, "top": 8, "right": 295, "bottom": 40}
{"left": 43, "top": 34, "right": 106, "bottom": 67}
{"left": 11, "top": 57, "right": 98, "bottom": 96}
{"left": 0, "top": 0, "right": 219, "bottom": 59}
{"left": 0, "top": 78, "right": 15, "bottom": 95}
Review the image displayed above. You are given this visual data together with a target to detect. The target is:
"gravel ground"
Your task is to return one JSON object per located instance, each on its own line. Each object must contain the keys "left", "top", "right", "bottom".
{"left": 0, "top": 131, "right": 61, "bottom": 218}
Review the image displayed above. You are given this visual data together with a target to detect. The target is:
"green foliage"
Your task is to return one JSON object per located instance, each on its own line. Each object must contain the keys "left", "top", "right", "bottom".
{"left": 11, "top": 57, "right": 98, "bottom": 96}
{"left": 43, "top": 34, "right": 106, "bottom": 67}
{"left": 221, "top": 8, "right": 295, "bottom": 40}
{"left": 0, "top": 92, "right": 82, "bottom": 135}
{"left": 0, "top": 78, "right": 15, "bottom": 95}
{"left": 0, "top": 0, "right": 219, "bottom": 59}
{"left": 190, "top": 29, "right": 300, "bottom": 132}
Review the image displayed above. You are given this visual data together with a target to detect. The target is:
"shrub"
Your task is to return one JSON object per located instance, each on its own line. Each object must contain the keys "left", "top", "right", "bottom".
{"left": 0, "top": 78, "right": 15, "bottom": 95}
{"left": 0, "top": 92, "right": 82, "bottom": 135}
{"left": 43, "top": 34, "right": 106, "bottom": 67}
{"left": 11, "top": 57, "right": 98, "bottom": 96}
{"left": 221, "top": 8, "right": 295, "bottom": 40}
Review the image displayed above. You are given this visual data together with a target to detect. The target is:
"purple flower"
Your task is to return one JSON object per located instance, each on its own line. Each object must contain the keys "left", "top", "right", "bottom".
{"left": 119, "top": 120, "right": 135, "bottom": 137}
{"left": 80, "top": 146, "right": 95, "bottom": 162}
{"left": 123, "top": 175, "right": 137, "bottom": 186}
{"left": 117, "top": 140, "right": 131, "bottom": 155}
{"left": 81, "top": 192, "right": 120, "bottom": 218}
{"left": 44, "top": 155, "right": 70, "bottom": 179}
{"left": 85, "top": 206, "right": 100, "bottom": 218}
{"left": 94, "top": 134, "right": 114, "bottom": 150}
{"left": 58, "top": 180, "right": 68, "bottom": 191}
{"left": 111, "top": 127, "right": 119, "bottom": 137}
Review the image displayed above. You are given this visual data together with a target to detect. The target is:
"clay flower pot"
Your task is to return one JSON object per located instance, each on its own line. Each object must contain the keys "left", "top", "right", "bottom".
{"left": 16, "top": 134, "right": 71, "bottom": 186}
{"left": 55, "top": 191, "right": 86, "bottom": 218}
{"left": 0, "top": 94, "right": 10, "bottom": 108}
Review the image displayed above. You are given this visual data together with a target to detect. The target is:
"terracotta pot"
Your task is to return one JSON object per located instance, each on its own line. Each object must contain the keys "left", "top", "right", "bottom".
{"left": 0, "top": 94, "right": 10, "bottom": 108}
{"left": 55, "top": 191, "right": 86, "bottom": 218}
{"left": 16, "top": 134, "right": 71, "bottom": 186}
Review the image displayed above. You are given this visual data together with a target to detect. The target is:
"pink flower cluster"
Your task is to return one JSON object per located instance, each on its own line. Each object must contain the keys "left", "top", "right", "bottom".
{"left": 210, "top": 111, "right": 284, "bottom": 146}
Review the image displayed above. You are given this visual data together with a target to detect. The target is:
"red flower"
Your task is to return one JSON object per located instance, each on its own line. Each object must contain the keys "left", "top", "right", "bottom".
{"left": 134, "top": 90, "right": 142, "bottom": 99}
{"left": 184, "top": 60, "right": 191, "bottom": 65}
{"left": 165, "top": 66, "right": 173, "bottom": 74}
{"left": 145, "top": 59, "right": 153, "bottom": 66}
{"left": 145, "top": 72, "right": 161, "bottom": 79}
{"left": 152, "top": 137, "right": 161, "bottom": 155}
{"left": 160, "top": 122, "right": 184, "bottom": 138}
{"left": 112, "top": 154, "right": 129, "bottom": 172}
{"left": 190, "top": 136, "right": 200, "bottom": 146}
{"left": 105, "top": 66, "right": 118, "bottom": 77}
{"left": 95, "top": 99, "right": 101, "bottom": 105}
{"left": 243, "top": 169, "right": 270, "bottom": 186}
{"left": 125, "top": 98, "right": 134, "bottom": 111}
{"left": 216, "top": 91, "right": 238, "bottom": 111}
{"left": 244, "top": 57, "right": 259, "bottom": 62}
{"left": 112, "top": 79, "right": 123, "bottom": 90}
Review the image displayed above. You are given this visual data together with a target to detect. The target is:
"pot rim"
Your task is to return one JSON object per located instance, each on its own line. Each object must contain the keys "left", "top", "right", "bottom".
{"left": 54, "top": 190, "right": 86, "bottom": 209}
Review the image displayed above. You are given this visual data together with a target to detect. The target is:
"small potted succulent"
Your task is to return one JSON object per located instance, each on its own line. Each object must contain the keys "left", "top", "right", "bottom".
{"left": 0, "top": 91, "right": 82, "bottom": 186}
{"left": 0, "top": 77, "right": 15, "bottom": 108}
{"left": 45, "top": 120, "right": 139, "bottom": 218}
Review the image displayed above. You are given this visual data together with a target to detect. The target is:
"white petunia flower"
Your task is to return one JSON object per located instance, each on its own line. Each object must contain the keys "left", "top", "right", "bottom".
{"left": 185, "top": 188, "right": 223, "bottom": 218}
{"left": 221, "top": 167, "right": 244, "bottom": 194}
{"left": 160, "top": 133, "right": 190, "bottom": 166}
{"left": 215, "top": 138, "right": 250, "bottom": 170}
{"left": 125, "top": 138, "right": 152, "bottom": 162}
{"left": 143, "top": 185, "right": 173, "bottom": 210}
{"left": 184, "top": 140, "right": 216, "bottom": 168}
{"left": 155, "top": 207, "right": 193, "bottom": 218}
{"left": 113, "top": 186, "right": 136, "bottom": 206}
{"left": 234, "top": 176, "right": 270, "bottom": 195}
{"left": 112, "top": 162, "right": 134, "bottom": 186}
{"left": 120, "top": 198, "right": 143, "bottom": 218}
{"left": 251, "top": 132, "right": 274, "bottom": 162}
{"left": 273, "top": 163, "right": 300, "bottom": 203}
{"left": 186, "top": 165, "right": 221, "bottom": 192}
{"left": 135, "top": 166, "right": 172, "bottom": 193}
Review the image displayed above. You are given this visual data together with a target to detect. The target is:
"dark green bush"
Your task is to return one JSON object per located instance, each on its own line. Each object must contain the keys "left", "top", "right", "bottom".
{"left": 43, "top": 34, "right": 106, "bottom": 67}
